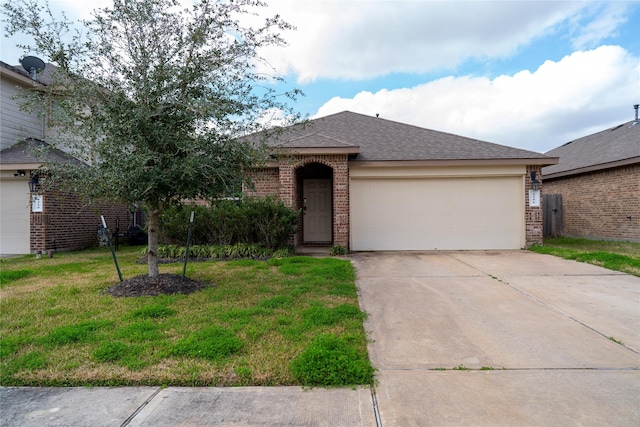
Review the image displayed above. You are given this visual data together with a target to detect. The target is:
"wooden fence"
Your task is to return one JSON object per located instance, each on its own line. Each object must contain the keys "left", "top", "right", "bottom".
{"left": 543, "top": 193, "right": 563, "bottom": 237}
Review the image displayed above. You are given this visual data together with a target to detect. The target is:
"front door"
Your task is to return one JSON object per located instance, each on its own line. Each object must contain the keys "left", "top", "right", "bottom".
{"left": 303, "top": 179, "right": 332, "bottom": 242}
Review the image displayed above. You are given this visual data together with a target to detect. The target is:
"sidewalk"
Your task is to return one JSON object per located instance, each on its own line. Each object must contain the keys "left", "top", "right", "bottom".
{"left": 0, "top": 386, "right": 376, "bottom": 426}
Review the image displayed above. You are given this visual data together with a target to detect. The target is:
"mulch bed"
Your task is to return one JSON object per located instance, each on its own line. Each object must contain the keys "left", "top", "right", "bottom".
{"left": 105, "top": 273, "right": 210, "bottom": 297}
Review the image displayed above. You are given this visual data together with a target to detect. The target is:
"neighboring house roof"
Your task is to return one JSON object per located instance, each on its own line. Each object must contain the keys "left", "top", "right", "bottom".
{"left": 0, "top": 138, "right": 81, "bottom": 170}
{"left": 543, "top": 120, "right": 640, "bottom": 179}
{"left": 0, "top": 60, "right": 56, "bottom": 85}
{"left": 263, "top": 111, "right": 556, "bottom": 165}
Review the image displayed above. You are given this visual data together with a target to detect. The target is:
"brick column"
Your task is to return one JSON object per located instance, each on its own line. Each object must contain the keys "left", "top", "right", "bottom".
{"left": 278, "top": 163, "right": 295, "bottom": 208}
{"left": 525, "top": 165, "right": 543, "bottom": 246}
{"left": 332, "top": 158, "right": 350, "bottom": 249}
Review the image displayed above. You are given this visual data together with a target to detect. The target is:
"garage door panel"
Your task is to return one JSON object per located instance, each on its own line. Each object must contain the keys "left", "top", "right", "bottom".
{"left": 350, "top": 177, "right": 523, "bottom": 250}
{"left": 0, "top": 179, "right": 31, "bottom": 254}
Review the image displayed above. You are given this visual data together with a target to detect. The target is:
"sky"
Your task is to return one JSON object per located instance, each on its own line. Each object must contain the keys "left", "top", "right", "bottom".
{"left": 2, "top": 0, "right": 639, "bottom": 153}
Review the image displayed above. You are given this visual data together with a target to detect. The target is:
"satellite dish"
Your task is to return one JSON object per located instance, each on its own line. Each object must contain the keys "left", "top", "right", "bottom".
{"left": 20, "top": 56, "right": 46, "bottom": 80}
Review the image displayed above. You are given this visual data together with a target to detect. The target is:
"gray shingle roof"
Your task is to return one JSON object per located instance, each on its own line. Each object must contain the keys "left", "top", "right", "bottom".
{"left": 266, "top": 111, "right": 552, "bottom": 163}
{"left": 1, "top": 60, "right": 57, "bottom": 85}
{"left": 0, "top": 138, "right": 81, "bottom": 166}
{"left": 543, "top": 120, "right": 640, "bottom": 179}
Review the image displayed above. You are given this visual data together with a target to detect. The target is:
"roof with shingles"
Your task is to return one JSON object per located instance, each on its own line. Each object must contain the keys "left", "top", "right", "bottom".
{"left": 0, "top": 60, "right": 57, "bottom": 85}
{"left": 0, "top": 138, "right": 81, "bottom": 167}
{"left": 265, "top": 111, "right": 554, "bottom": 163}
{"left": 543, "top": 120, "right": 640, "bottom": 179}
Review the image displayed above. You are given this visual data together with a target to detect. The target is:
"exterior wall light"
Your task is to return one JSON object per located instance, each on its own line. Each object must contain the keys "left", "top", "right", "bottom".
{"left": 28, "top": 173, "right": 39, "bottom": 192}
{"left": 530, "top": 171, "right": 540, "bottom": 191}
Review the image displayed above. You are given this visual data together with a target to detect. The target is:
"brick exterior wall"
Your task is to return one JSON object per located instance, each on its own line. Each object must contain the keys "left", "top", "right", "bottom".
{"left": 246, "top": 154, "right": 350, "bottom": 248}
{"left": 247, "top": 160, "right": 547, "bottom": 249}
{"left": 525, "top": 165, "right": 544, "bottom": 247}
{"left": 30, "top": 187, "right": 132, "bottom": 253}
{"left": 543, "top": 164, "right": 640, "bottom": 242}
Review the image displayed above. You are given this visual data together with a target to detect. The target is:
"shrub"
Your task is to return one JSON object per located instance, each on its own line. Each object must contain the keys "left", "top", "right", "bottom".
{"left": 290, "top": 334, "right": 374, "bottom": 386}
{"left": 243, "top": 197, "right": 299, "bottom": 249}
{"left": 157, "top": 197, "right": 298, "bottom": 249}
{"left": 330, "top": 246, "right": 347, "bottom": 256}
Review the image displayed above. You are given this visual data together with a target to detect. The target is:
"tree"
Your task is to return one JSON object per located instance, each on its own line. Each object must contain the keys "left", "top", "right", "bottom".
{"left": 3, "top": 0, "right": 301, "bottom": 279}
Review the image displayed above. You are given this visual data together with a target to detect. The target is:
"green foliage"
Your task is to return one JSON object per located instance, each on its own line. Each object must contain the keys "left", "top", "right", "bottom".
{"left": 330, "top": 246, "right": 348, "bottom": 256}
{"left": 148, "top": 243, "right": 292, "bottom": 260}
{"left": 0, "top": 336, "right": 25, "bottom": 358}
{"left": 42, "top": 320, "right": 112, "bottom": 346}
{"left": 158, "top": 198, "right": 299, "bottom": 250}
{"left": 258, "top": 296, "right": 294, "bottom": 310}
{"left": 272, "top": 247, "right": 295, "bottom": 258}
{"left": 0, "top": 269, "right": 29, "bottom": 287}
{"left": 290, "top": 334, "right": 374, "bottom": 386}
{"left": 530, "top": 237, "right": 640, "bottom": 277}
{"left": 115, "top": 322, "right": 163, "bottom": 342}
{"left": 609, "top": 336, "right": 624, "bottom": 345}
{"left": 3, "top": 0, "right": 302, "bottom": 278}
{"left": 130, "top": 305, "right": 176, "bottom": 319}
{"left": 302, "top": 303, "right": 364, "bottom": 327}
{"left": 5, "top": 351, "right": 48, "bottom": 374}
{"left": 93, "top": 341, "right": 129, "bottom": 362}
{"left": 171, "top": 327, "right": 243, "bottom": 361}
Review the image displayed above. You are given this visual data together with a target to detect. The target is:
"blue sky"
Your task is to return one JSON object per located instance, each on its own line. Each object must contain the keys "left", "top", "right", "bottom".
{"left": 3, "top": 1, "right": 639, "bottom": 153}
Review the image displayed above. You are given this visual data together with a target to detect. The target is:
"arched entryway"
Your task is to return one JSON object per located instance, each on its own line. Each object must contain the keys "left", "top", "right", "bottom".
{"left": 296, "top": 162, "right": 333, "bottom": 246}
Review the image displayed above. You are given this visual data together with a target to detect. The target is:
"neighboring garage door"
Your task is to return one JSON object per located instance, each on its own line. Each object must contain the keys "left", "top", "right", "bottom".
{"left": 350, "top": 176, "right": 524, "bottom": 250}
{"left": 0, "top": 179, "right": 31, "bottom": 254}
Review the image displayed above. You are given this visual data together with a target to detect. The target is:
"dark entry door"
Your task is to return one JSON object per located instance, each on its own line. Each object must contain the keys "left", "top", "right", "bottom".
{"left": 303, "top": 179, "right": 332, "bottom": 242}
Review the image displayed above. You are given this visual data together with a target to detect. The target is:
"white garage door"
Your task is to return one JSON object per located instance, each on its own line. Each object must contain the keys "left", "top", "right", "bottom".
{"left": 0, "top": 179, "right": 31, "bottom": 254}
{"left": 350, "top": 176, "right": 524, "bottom": 250}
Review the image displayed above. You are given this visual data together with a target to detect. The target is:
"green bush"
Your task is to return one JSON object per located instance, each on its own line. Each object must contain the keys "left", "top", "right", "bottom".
{"left": 290, "top": 334, "right": 374, "bottom": 386}
{"left": 330, "top": 246, "right": 347, "bottom": 256}
{"left": 158, "top": 197, "right": 298, "bottom": 249}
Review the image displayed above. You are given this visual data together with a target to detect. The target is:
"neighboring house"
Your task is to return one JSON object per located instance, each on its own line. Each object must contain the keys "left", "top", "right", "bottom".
{"left": 0, "top": 60, "right": 130, "bottom": 255}
{"left": 245, "top": 111, "right": 558, "bottom": 251}
{"left": 542, "top": 112, "right": 640, "bottom": 242}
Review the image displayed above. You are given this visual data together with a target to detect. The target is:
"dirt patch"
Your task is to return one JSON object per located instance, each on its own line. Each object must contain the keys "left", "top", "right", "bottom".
{"left": 105, "top": 273, "right": 210, "bottom": 297}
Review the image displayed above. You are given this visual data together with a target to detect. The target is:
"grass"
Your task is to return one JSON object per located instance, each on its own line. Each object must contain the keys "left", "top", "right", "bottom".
{"left": 0, "top": 246, "right": 373, "bottom": 387}
{"left": 529, "top": 237, "right": 640, "bottom": 277}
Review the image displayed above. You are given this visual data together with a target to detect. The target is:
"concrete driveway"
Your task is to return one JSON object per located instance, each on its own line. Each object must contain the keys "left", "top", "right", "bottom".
{"left": 352, "top": 251, "right": 640, "bottom": 427}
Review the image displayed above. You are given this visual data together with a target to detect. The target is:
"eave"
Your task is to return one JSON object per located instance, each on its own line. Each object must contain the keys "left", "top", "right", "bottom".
{"left": 350, "top": 157, "right": 559, "bottom": 168}
{"left": 0, "top": 162, "right": 42, "bottom": 171}
{"left": 543, "top": 156, "right": 640, "bottom": 180}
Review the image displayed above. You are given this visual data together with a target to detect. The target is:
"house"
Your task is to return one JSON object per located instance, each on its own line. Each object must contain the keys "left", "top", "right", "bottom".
{"left": 542, "top": 109, "right": 640, "bottom": 242}
{"left": 245, "top": 111, "right": 558, "bottom": 251}
{"left": 0, "top": 60, "right": 130, "bottom": 255}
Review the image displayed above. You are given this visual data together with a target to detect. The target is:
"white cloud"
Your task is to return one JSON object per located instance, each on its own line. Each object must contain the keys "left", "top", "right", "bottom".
{"left": 261, "top": 0, "right": 586, "bottom": 82}
{"left": 314, "top": 46, "right": 640, "bottom": 153}
{"left": 569, "top": 2, "right": 632, "bottom": 49}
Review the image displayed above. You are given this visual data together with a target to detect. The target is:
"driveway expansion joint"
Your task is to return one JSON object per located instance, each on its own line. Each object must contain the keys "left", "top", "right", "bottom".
{"left": 120, "top": 387, "right": 162, "bottom": 427}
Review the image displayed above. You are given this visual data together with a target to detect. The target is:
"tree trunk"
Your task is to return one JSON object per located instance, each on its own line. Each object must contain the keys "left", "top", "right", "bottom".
{"left": 147, "top": 209, "right": 160, "bottom": 278}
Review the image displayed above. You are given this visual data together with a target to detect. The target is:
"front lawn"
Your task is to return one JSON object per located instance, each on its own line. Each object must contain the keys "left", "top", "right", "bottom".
{"left": 529, "top": 237, "right": 640, "bottom": 277}
{"left": 0, "top": 247, "right": 373, "bottom": 387}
